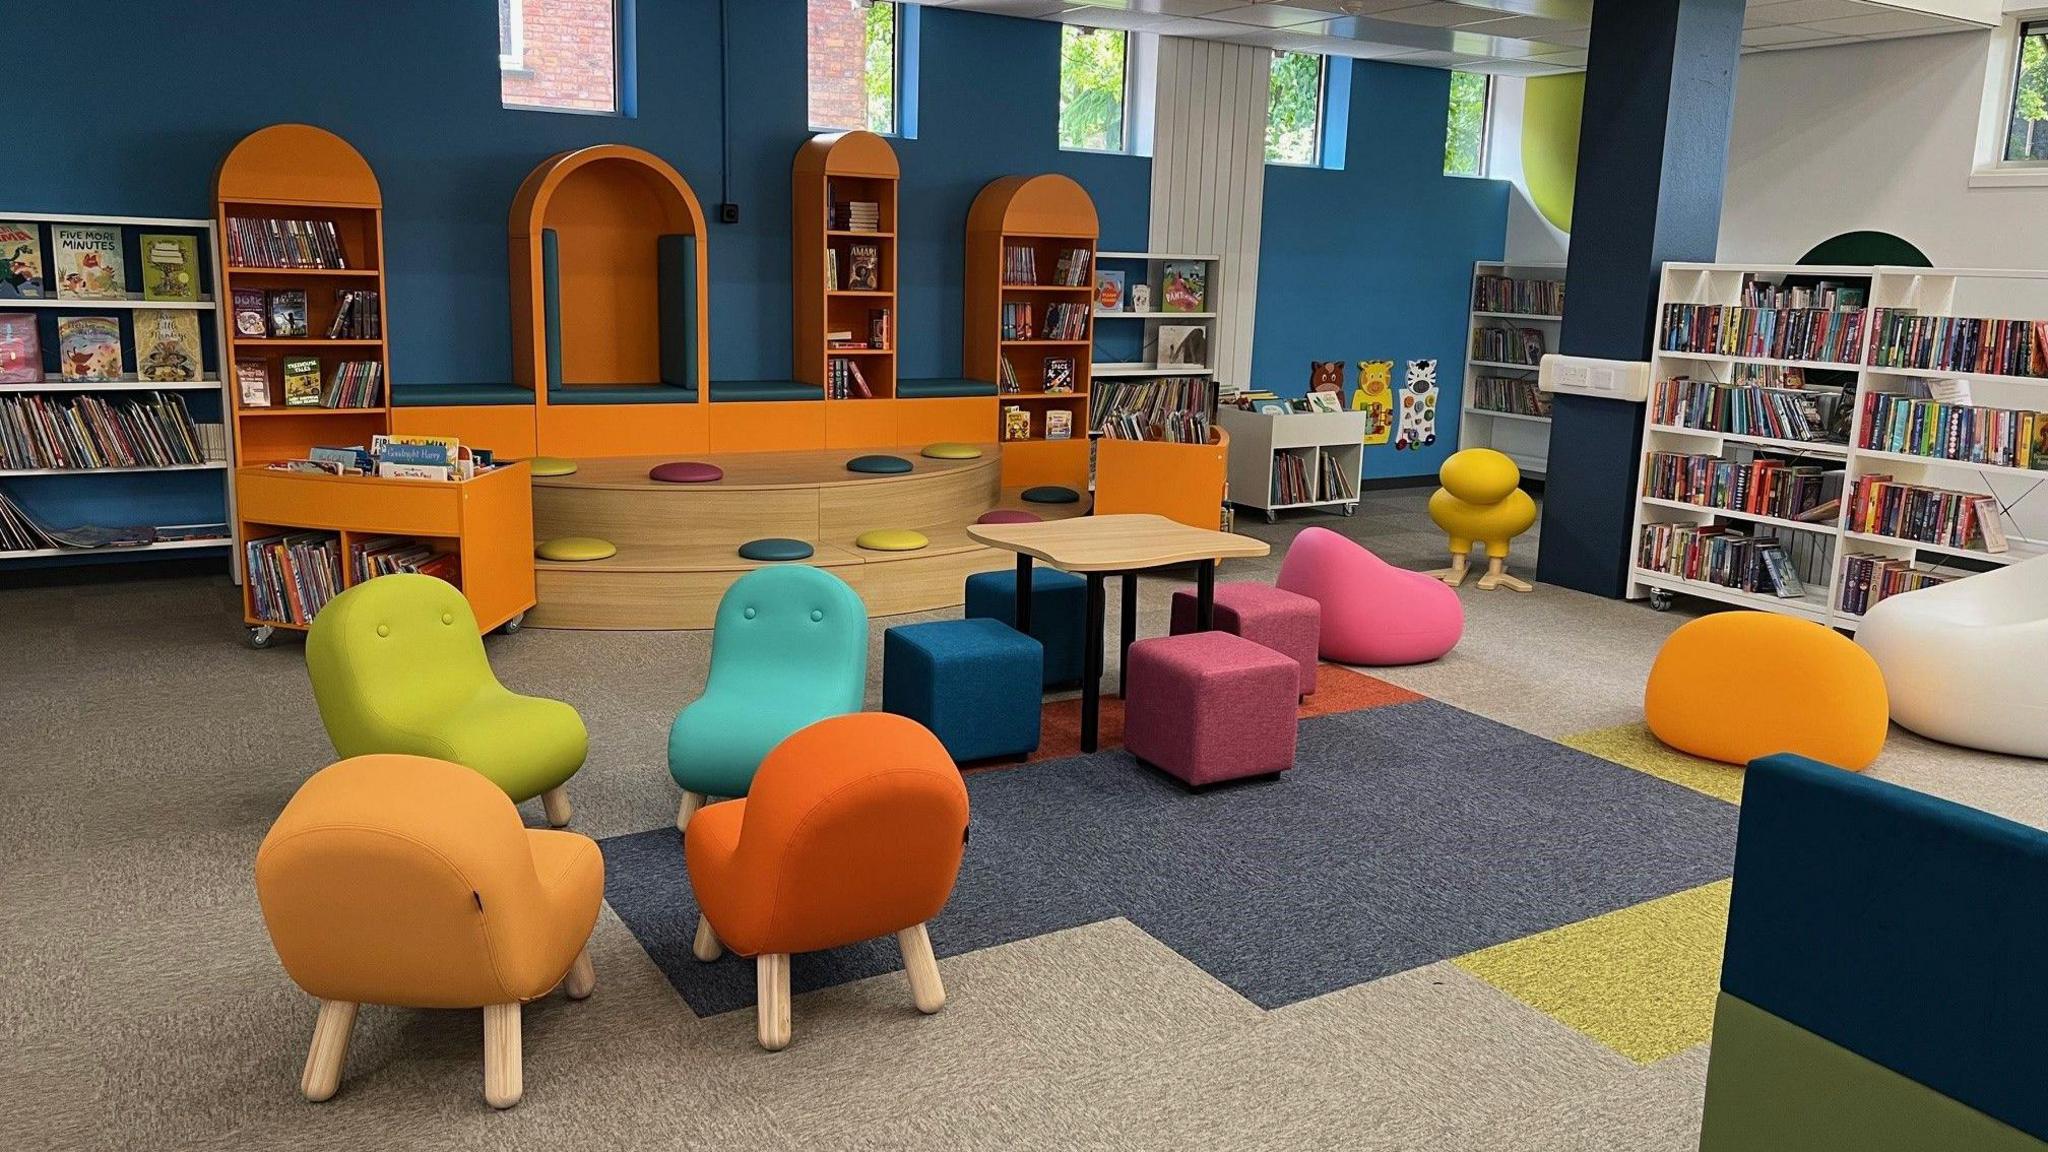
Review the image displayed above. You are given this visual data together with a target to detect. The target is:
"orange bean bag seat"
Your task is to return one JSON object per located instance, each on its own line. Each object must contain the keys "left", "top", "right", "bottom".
{"left": 684, "top": 712, "right": 969, "bottom": 1051}
{"left": 254, "top": 754, "right": 604, "bottom": 1108}
{"left": 1644, "top": 612, "right": 1888, "bottom": 771}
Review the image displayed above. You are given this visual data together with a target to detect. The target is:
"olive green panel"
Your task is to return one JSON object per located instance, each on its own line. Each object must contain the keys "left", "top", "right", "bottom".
{"left": 1700, "top": 994, "right": 2047, "bottom": 1152}
{"left": 1521, "top": 73, "right": 1584, "bottom": 234}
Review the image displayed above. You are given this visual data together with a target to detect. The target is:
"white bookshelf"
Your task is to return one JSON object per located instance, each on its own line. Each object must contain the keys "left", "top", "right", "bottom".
{"left": 1460, "top": 260, "right": 1564, "bottom": 479}
{"left": 1089, "top": 252, "right": 1222, "bottom": 386}
{"left": 1217, "top": 405, "right": 1366, "bottom": 522}
{"left": 1626, "top": 261, "right": 2048, "bottom": 629}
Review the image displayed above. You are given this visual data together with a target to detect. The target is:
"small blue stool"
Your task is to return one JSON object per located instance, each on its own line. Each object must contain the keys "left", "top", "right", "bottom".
{"left": 883, "top": 618, "right": 1043, "bottom": 763}
{"left": 965, "top": 568, "right": 1086, "bottom": 688}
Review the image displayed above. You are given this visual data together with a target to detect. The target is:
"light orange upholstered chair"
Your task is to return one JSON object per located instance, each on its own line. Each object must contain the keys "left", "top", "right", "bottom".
{"left": 254, "top": 754, "right": 604, "bottom": 1109}
{"left": 684, "top": 713, "right": 970, "bottom": 1051}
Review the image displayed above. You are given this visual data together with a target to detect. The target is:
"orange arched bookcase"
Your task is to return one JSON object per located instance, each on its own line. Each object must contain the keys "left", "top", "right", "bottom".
{"left": 965, "top": 175, "right": 1098, "bottom": 490}
{"left": 510, "top": 145, "right": 710, "bottom": 457}
{"left": 794, "top": 130, "right": 897, "bottom": 448}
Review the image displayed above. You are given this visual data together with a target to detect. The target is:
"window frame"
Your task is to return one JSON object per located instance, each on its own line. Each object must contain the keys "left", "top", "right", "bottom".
{"left": 1058, "top": 24, "right": 1134, "bottom": 156}
{"left": 1264, "top": 50, "right": 1328, "bottom": 169}
{"left": 499, "top": 0, "right": 631, "bottom": 118}
{"left": 806, "top": 0, "right": 911, "bottom": 138}
{"left": 498, "top": 0, "right": 526, "bottom": 73}
{"left": 2001, "top": 19, "right": 2048, "bottom": 168}
{"left": 1973, "top": 11, "right": 2048, "bottom": 187}
{"left": 1444, "top": 71, "right": 1494, "bottom": 179}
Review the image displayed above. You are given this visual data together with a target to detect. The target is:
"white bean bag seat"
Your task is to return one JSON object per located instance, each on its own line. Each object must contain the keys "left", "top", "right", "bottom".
{"left": 1855, "top": 554, "right": 2048, "bottom": 759}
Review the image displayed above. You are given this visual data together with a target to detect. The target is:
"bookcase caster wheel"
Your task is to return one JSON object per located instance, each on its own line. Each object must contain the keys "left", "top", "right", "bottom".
{"left": 247, "top": 625, "right": 277, "bottom": 649}
{"left": 1343, "top": 503, "right": 1357, "bottom": 517}
{"left": 1649, "top": 589, "right": 1675, "bottom": 612}
{"left": 500, "top": 612, "right": 525, "bottom": 635}
{"left": 1264, "top": 510, "right": 1277, "bottom": 524}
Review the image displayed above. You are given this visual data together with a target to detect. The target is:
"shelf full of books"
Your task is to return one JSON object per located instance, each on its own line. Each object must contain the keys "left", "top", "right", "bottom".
{"left": 1460, "top": 261, "right": 1563, "bottom": 479}
{"left": 1216, "top": 403, "right": 1368, "bottom": 522}
{"left": 0, "top": 211, "right": 233, "bottom": 566}
{"left": 1628, "top": 262, "right": 2048, "bottom": 628}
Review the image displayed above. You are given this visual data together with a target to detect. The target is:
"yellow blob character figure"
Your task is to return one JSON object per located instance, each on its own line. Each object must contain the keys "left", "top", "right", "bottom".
{"left": 1427, "top": 448, "right": 1536, "bottom": 592}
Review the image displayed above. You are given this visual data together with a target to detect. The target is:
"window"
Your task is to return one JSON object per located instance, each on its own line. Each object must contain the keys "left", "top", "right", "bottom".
{"left": 1444, "top": 71, "right": 1491, "bottom": 177}
{"left": 500, "top": 0, "right": 624, "bottom": 115}
{"left": 809, "top": 1, "right": 901, "bottom": 134}
{"left": 1266, "top": 51, "right": 1325, "bottom": 166}
{"left": 1060, "top": 26, "right": 1128, "bottom": 153}
{"left": 2004, "top": 20, "right": 2048, "bottom": 163}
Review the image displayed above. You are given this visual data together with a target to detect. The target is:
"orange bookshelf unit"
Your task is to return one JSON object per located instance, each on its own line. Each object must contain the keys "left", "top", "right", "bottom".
{"left": 796, "top": 131, "right": 896, "bottom": 440}
{"left": 966, "top": 175, "right": 1098, "bottom": 490}
{"left": 216, "top": 124, "right": 535, "bottom": 645}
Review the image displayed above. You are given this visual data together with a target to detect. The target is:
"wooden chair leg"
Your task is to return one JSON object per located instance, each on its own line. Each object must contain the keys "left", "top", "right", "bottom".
{"left": 300, "top": 999, "right": 357, "bottom": 1102}
{"left": 540, "top": 786, "right": 573, "bottom": 828}
{"left": 692, "top": 914, "right": 723, "bottom": 962}
{"left": 675, "top": 790, "right": 704, "bottom": 833}
{"left": 897, "top": 923, "right": 946, "bottom": 1014}
{"left": 1477, "top": 555, "right": 1533, "bottom": 593}
{"left": 756, "top": 953, "right": 791, "bottom": 1051}
{"left": 563, "top": 947, "right": 595, "bottom": 1000}
{"left": 483, "top": 1002, "right": 522, "bottom": 1109}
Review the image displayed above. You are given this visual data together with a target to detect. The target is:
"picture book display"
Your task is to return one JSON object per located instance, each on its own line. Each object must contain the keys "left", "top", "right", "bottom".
{"left": 1093, "top": 377, "right": 1210, "bottom": 442}
{"left": 1095, "top": 270, "right": 1124, "bottom": 313}
{"left": 134, "top": 309, "right": 203, "bottom": 383}
{"left": 281, "top": 357, "right": 323, "bottom": 406}
{"left": 1304, "top": 391, "right": 1343, "bottom": 414}
{"left": 1003, "top": 405, "right": 1031, "bottom": 441}
{"left": 0, "top": 222, "right": 44, "bottom": 299}
{"left": 264, "top": 435, "right": 497, "bottom": 484}
{"left": 1045, "top": 410, "right": 1073, "bottom": 440}
{"left": 1394, "top": 360, "right": 1439, "bottom": 451}
{"left": 57, "top": 316, "right": 121, "bottom": 381}
{"left": 237, "top": 363, "right": 270, "bottom": 408}
{"left": 1353, "top": 360, "right": 1393, "bottom": 445}
{"left": 846, "top": 245, "right": 879, "bottom": 291}
{"left": 1157, "top": 325, "right": 1206, "bottom": 368}
{"left": 1129, "top": 283, "right": 1152, "bottom": 312}
{"left": 0, "top": 390, "right": 209, "bottom": 469}
{"left": 0, "top": 313, "right": 40, "bottom": 383}
{"left": 232, "top": 287, "right": 266, "bottom": 337}
{"left": 1162, "top": 261, "right": 1206, "bottom": 312}
{"left": 139, "top": 233, "right": 201, "bottom": 301}
{"left": 1042, "top": 357, "right": 1075, "bottom": 394}
{"left": 267, "top": 290, "right": 309, "bottom": 338}
{"left": 52, "top": 225, "right": 125, "bottom": 300}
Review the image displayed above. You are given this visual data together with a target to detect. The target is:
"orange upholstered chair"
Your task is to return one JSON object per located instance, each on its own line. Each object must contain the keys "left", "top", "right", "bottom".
{"left": 684, "top": 713, "right": 970, "bottom": 1051}
{"left": 254, "top": 755, "right": 603, "bottom": 1109}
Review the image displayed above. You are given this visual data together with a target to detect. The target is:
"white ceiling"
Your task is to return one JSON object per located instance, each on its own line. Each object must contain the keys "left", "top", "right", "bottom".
{"left": 905, "top": 1, "right": 1989, "bottom": 76}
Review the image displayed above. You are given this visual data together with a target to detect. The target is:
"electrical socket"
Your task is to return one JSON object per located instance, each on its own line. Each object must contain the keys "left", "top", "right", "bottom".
{"left": 718, "top": 202, "right": 740, "bottom": 224}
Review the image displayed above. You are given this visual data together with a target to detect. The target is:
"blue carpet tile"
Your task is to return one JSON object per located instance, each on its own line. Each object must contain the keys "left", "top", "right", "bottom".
{"left": 600, "top": 699, "right": 1740, "bottom": 1014}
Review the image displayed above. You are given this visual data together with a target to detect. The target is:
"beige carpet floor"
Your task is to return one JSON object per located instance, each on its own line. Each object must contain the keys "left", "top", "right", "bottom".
{"left": 1, "top": 489, "right": 2040, "bottom": 1151}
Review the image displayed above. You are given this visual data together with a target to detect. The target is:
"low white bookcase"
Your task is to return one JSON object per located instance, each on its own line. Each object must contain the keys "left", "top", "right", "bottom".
{"left": 1217, "top": 406, "right": 1366, "bottom": 522}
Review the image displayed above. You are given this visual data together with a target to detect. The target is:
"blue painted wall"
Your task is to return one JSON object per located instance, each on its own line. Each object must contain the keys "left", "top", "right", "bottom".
{"left": 1252, "top": 61, "right": 1508, "bottom": 481}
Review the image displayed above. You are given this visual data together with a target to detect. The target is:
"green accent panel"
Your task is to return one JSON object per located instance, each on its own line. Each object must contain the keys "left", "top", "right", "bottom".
{"left": 390, "top": 383, "right": 534, "bottom": 407}
{"left": 547, "top": 383, "right": 698, "bottom": 405}
{"left": 709, "top": 379, "right": 821, "bottom": 402}
{"left": 1522, "top": 73, "right": 1584, "bottom": 234}
{"left": 658, "top": 234, "right": 698, "bottom": 390}
{"left": 1700, "top": 994, "right": 2048, "bottom": 1152}
{"left": 1799, "top": 230, "right": 1932, "bottom": 268}
{"left": 897, "top": 377, "right": 996, "bottom": 398}
{"left": 542, "top": 228, "right": 563, "bottom": 391}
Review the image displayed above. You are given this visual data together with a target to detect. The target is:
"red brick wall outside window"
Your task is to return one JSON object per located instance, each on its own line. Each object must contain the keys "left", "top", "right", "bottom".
{"left": 809, "top": 0, "right": 872, "bottom": 131}
{"left": 501, "top": 0, "right": 618, "bottom": 114}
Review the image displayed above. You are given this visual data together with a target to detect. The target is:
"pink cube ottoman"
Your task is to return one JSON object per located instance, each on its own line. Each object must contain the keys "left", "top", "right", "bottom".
{"left": 1169, "top": 582, "right": 1320, "bottom": 698}
{"left": 1123, "top": 631, "right": 1299, "bottom": 788}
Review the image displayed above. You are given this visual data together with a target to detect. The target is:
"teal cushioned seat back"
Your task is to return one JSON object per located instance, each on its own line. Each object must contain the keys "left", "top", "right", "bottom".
{"left": 668, "top": 565, "right": 868, "bottom": 797}
{"left": 657, "top": 234, "right": 697, "bottom": 391}
{"left": 542, "top": 228, "right": 563, "bottom": 391}
{"left": 305, "top": 573, "right": 496, "bottom": 760}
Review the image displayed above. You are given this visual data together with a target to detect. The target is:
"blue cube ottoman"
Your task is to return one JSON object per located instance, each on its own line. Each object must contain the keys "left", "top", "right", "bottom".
{"left": 883, "top": 618, "right": 1043, "bottom": 763}
{"left": 964, "top": 567, "right": 1086, "bottom": 689}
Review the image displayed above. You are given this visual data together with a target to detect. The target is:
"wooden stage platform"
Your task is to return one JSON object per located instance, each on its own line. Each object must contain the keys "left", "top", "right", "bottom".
{"left": 527, "top": 446, "right": 1083, "bottom": 629}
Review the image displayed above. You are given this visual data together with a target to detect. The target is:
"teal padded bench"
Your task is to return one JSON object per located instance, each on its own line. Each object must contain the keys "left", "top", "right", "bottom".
{"left": 709, "top": 380, "right": 823, "bottom": 402}
{"left": 540, "top": 228, "right": 701, "bottom": 404}
{"left": 897, "top": 378, "right": 997, "bottom": 399}
{"left": 391, "top": 383, "right": 536, "bottom": 407}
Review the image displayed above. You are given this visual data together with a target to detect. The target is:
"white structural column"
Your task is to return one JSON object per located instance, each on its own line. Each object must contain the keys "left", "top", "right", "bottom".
{"left": 1149, "top": 37, "right": 1269, "bottom": 389}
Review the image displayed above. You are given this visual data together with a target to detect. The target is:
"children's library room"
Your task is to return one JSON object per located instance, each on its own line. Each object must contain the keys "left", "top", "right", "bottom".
{"left": 9, "top": 0, "right": 2048, "bottom": 1147}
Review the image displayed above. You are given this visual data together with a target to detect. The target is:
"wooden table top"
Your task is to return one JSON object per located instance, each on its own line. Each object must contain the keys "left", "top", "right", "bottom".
{"left": 966, "top": 513, "right": 1270, "bottom": 571}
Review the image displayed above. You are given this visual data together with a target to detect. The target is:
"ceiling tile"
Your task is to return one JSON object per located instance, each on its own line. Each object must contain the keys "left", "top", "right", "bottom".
{"left": 1740, "top": 24, "right": 1838, "bottom": 47}
{"left": 1476, "top": 59, "right": 1580, "bottom": 77}
{"left": 1799, "top": 10, "right": 1962, "bottom": 37}
{"left": 1185, "top": 3, "right": 1346, "bottom": 29}
{"left": 1740, "top": 0, "right": 1874, "bottom": 27}
{"left": 1523, "top": 47, "right": 1586, "bottom": 66}
{"left": 1372, "top": 3, "right": 1514, "bottom": 27}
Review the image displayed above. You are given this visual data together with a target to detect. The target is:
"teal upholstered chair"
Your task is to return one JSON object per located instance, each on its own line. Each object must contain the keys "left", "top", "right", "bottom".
{"left": 668, "top": 566, "right": 868, "bottom": 830}
{"left": 305, "top": 573, "right": 588, "bottom": 827}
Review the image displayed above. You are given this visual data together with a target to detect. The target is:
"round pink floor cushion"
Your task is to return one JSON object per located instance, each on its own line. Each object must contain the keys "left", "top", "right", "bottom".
{"left": 976, "top": 509, "right": 1042, "bottom": 525}
{"left": 1275, "top": 527, "right": 1462, "bottom": 666}
{"left": 648, "top": 461, "right": 723, "bottom": 483}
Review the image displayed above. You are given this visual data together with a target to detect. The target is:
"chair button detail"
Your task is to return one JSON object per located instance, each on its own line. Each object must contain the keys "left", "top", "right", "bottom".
{"left": 376, "top": 624, "right": 390, "bottom": 638}
{"left": 744, "top": 607, "right": 757, "bottom": 619}
{"left": 442, "top": 612, "right": 454, "bottom": 625}
{"left": 811, "top": 609, "right": 823, "bottom": 622}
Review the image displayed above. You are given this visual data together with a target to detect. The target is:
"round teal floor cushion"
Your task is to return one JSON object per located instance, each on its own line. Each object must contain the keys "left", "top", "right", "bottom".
{"left": 846, "top": 454, "right": 913, "bottom": 475}
{"left": 737, "top": 538, "right": 814, "bottom": 562}
{"left": 1021, "top": 485, "right": 1080, "bottom": 504}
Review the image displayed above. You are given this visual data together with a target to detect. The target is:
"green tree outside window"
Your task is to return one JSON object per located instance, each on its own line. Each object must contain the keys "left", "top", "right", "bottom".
{"left": 1060, "top": 26, "right": 1127, "bottom": 152}
{"left": 2006, "top": 24, "right": 2048, "bottom": 162}
{"left": 864, "top": 2, "right": 896, "bottom": 135}
{"left": 1445, "top": 71, "right": 1489, "bottom": 177}
{"left": 1267, "top": 52, "right": 1324, "bottom": 165}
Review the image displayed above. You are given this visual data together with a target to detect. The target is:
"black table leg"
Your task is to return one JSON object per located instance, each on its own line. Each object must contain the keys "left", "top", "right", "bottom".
{"left": 1014, "top": 554, "right": 1033, "bottom": 635}
{"left": 1196, "top": 559, "right": 1217, "bottom": 631}
{"left": 1119, "top": 570, "right": 1138, "bottom": 697}
{"left": 1082, "top": 572, "right": 1105, "bottom": 753}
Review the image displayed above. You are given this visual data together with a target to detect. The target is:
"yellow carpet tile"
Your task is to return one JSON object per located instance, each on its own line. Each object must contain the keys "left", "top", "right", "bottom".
{"left": 1454, "top": 880, "right": 1732, "bottom": 1065}
{"left": 1561, "top": 722, "right": 1744, "bottom": 804}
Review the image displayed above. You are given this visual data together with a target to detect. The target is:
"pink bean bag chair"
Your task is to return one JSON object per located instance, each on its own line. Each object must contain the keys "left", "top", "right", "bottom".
{"left": 1275, "top": 527, "right": 1462, "bottom": 666}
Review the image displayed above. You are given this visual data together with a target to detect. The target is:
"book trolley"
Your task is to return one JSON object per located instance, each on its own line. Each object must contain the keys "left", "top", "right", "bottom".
{"left": 217, "top": 124, "right": 535, "bottom": 645}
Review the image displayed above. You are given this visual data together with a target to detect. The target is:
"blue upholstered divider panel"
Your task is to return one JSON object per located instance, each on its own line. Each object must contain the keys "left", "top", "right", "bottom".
{"left": 1724, "top": 754, "right": 2048, "bottom": 1141}
{"left": 657, "top": 234, "right": 697, "bottom": 391}
{"left": 541, "top": 228, "right": 562, "bottom": 392}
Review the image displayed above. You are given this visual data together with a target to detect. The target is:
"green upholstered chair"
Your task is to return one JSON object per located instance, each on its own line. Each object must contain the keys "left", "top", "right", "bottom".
{"left": 667, "top": 566, "right": 868, "bottom": 831}
{"left": 305, "top": 573, "right": 587, "bottom": 827}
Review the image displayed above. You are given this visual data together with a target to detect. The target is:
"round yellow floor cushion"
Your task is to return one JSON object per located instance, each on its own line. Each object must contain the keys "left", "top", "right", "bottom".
{"left": 1644, "top": 611, "right": 1887, "bottom": 770}
{"left": 535, "top": 536, "right": 617, "bottom": 562}
{"left": 920, "top": 442, "right": 982, "bottom": 460}
{"left": 528, "top": 456, "right": 578, "bottom": 477}
{"left": 855, "top": 529, "right": 928, "bottom": 552}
